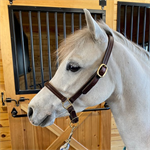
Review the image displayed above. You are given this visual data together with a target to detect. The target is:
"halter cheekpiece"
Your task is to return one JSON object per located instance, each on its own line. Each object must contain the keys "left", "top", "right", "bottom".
{"left": 45, "top": 31, "right": 114, "bottom": 124}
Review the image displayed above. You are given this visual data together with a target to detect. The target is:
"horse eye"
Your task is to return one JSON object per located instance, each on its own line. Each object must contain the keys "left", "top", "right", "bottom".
{"left": 66, "top": 63, "right": 81, "bottom": 72}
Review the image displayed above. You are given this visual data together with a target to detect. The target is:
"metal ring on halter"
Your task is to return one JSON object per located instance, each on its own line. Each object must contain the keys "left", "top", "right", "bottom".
{"left": 62, "top": 98, "right": 72, "bottom": 110}
{"left": 69, "top": 117, "right": 79, "bottom": 128}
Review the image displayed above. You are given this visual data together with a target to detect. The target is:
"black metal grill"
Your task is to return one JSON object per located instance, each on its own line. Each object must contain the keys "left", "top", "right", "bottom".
{"left": 117, "top": 2, "right": 150, "bottom": 52}
{"left": 9, "top": 6, "right": 105, "bottom": 94}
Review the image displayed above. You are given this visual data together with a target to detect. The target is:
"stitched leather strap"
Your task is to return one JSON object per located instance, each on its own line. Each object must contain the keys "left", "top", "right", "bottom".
{"left": 45, "top": 82, "right": 79, "bottom": 123}
{"left": 45, "top": 31, "right": 114, "bottom": 124}
{"left": 69, "top": 31, "right": 114, "bottom": 103}
{"left": 45, "top": 82, "right": 67, "bottom": 102}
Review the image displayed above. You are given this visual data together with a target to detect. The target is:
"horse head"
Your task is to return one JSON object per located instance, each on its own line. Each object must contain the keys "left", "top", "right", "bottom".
{"left": 28, "top": 9, "right": 115, "bottom": 127}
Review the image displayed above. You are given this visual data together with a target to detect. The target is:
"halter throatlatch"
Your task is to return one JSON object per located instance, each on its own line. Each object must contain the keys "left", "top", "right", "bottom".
{"left": 45, "top": 31, "right": 114, "bottom": 124}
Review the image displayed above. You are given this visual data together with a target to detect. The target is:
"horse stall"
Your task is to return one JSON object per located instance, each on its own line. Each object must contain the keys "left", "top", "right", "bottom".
{"left": 0, "top": 0, "right": 149, "bottom": 150}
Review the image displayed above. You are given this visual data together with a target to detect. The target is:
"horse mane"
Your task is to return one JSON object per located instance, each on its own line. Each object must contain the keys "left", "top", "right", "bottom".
{"left": 112, "top": 30, "right": 150, "bottom": 64}
{"left": 58, "top": 20, "right": 150, "bottom": 65}
{"left": 57, "top": 28, "right": 91, "bottom": 62}
{"left": 98, "top": 21, "right": 150, "bottom": 65}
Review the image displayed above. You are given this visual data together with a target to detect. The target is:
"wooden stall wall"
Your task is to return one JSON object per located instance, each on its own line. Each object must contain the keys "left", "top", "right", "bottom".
{"left": 111, "top": 0, "right": 150, "bottom": 150}
{"left": 0, "top": 33, "right": 12, "bottom": 149}
{"left": 0, "top": 0, "right": 114, "bottom": 150}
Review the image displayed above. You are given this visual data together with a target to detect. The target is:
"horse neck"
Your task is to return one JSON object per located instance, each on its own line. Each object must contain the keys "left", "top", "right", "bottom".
{"left": 106, "top": 40, "right": 150, "bottom": 150}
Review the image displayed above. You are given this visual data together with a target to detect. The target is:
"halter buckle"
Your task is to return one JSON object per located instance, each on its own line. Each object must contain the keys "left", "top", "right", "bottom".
{"left": 97, "top": 64, "right": 108, "bottom": 78}
{"left": 62, "top": 98, "right": 72, "bottom": 110}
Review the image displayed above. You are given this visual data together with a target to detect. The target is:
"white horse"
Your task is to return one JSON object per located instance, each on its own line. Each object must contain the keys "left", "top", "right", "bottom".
{"left": 28, "top": 9, "right": 150, "bottom": 150}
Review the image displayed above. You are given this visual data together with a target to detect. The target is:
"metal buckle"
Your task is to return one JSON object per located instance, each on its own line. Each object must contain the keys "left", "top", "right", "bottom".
{"left": 62, "top": 98, "right": 72, "bottom": 110}
{"left": 97, "top": 64, "right": 108, "bottom": 78}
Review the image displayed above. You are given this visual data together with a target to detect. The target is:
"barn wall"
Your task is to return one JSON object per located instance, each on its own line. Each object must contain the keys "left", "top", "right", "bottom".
{"left": 0, "top": 39, "right": 5, "bottom": 91}
{"left": 0, "top": 32, "right": 12, "bottom": 149}
{"left": 111, "top": 0, "right": 150, "bottom": 150}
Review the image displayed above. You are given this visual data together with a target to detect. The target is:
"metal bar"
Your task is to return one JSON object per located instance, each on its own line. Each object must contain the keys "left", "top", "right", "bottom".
{"left": 46, "top": 12, "right": 52, "bottom": 80}
{"left": 38, "top": 11, "right": 44, "bottom": 87}
{"left": 148, "top": 15, "right": 150, "bottom": 52}
{"left": 130, "top": 6, "right": 134, "bottom": 40}
{"left": 11, "top": 105, "right": 110, "bottom": 118}
{"left": 29, "top": 11, "right": 36, "bottom": 89}
{"left": 8, "top": 5, "right": 109, "bottom": 15}
{"left": 82, "top": 107, "right": 110, "bottom": 112}
{"left": 55, "top": 12, "right": 59, "bottom": 68}
{"left": 19, "top": 11, "right": 28, "bottom": 90}
{"left": 136, "top": 6, "right": 140, "bottom": 44}
{"left": 12, "top": 114, "right": 27, "bottom": 118}
{"left": 1, "top": 92, "right": 5, "bottom": 106}
{"left": 102, "top": 13, "right": 106, "bottom": 22}
{"left": 94, "top": 14, "right": 97, "bottom": 20}
{"left": 142, "top": 7, "right": 147, "bottom": 48}
{"left": 63, "top": 12, "right": 66, "bottom": 39}
{"left": 11, "top": 108, "right": 27, "bottom": 118}
{"left": 79, "top": 13, "right": 82, "bottom": 30}
{"left": 5, "top": 98, "right": 17, "bottom": 106}
{"left": 117, "top": 2, "right": 121, "bottom": 32}
{"left": 124, "top": 5, "right": 127, "bottom": 37}
{"left": 11, "top": 10, "right": 20, "bottom": 92}
{"left": 71, "top": 13, "right": 74, "bottom": 33}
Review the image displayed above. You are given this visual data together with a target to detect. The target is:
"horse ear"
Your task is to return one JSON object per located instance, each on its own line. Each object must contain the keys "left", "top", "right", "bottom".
{"left": 84, "top": 9, "right": 106, "bottom": 41}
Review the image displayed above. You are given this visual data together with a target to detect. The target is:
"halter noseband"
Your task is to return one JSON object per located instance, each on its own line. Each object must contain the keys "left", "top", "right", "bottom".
{"left": 45, "top": 31, "right": 114, "bottom": 124}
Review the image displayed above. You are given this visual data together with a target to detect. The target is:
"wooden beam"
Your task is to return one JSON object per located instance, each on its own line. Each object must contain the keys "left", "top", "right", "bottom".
{"left": 46, "top": 111, "right": 93, "bottom": 150}
{"left": 100, "top": 103, "right": 111, "bottom": 150}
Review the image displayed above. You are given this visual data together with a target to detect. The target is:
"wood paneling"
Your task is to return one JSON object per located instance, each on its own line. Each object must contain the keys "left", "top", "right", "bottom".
{"left": 0, "top": 103, "right": 12, "bottom": 150}
{"left": 0, "top": 127, "right": 11, "bottom": 141}
{"left": 0, "top": 32, "right": 5, "bottom": 91}
{"left": 111, "top": 114, "right": 124, "bottom": 150}
{"left": 0, "top": 22, "right": 12, "bottom": 148}
{"left": 0, "top": 141, "right": 12, "bottom": 150}
{"left": 100, "top": 109, "right": 111, "bottom": 150}
{"left": 0, "top": 120, "right": 9, "bottom": 127}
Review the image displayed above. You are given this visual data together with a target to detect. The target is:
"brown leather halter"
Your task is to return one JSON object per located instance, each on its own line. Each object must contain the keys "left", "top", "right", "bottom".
{"left": 45, "top": 31, "right": 114, "bottom": 124}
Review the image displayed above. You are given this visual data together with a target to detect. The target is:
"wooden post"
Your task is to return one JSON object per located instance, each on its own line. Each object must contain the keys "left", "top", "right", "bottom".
{"left": 100, "top": 107, "right": 111, "bottom": 150}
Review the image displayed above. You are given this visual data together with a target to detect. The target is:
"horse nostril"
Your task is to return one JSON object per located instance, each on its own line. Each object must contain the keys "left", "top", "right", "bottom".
{"left": 28, "top": 107, "right": 33, "bottom": 118}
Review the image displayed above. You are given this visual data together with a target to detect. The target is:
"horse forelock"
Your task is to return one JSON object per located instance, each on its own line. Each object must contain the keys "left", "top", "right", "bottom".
{"left": 57, "top": 28, "right": 91, "bottom": 63}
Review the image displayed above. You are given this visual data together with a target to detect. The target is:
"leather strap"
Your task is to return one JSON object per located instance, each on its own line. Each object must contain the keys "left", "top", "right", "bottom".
{"left": 45, "top": 82, "right": 67, "bottom": 102}
{"left": 45, "top": 82, "right": 79, "bottom": 123}
{"left": 69, "top": 31, "right": 114, "bottom": 103}
{"left": 45, "top": 31, "right": 114, "bottom": 124}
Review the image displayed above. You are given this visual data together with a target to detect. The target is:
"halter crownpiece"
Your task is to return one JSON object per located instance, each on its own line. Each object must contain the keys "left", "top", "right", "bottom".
{"left": 45, "top": 31, "right": 114, "bottom": 124}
